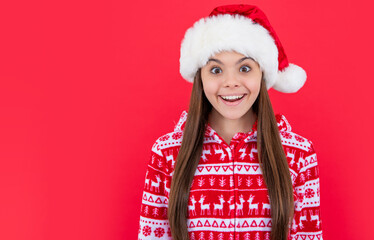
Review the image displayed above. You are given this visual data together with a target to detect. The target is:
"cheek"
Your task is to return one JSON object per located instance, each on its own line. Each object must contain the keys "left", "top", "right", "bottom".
{"left": 246, "top": 81, "right": 261, "bottom": 94}
{"left": 202, "top": 80, "right": 219, "bottom": 96}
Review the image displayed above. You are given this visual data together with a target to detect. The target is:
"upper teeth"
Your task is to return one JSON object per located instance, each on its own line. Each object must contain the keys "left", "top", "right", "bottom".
{"left": 221, "top": 95, "right": 244, "bottom": 100}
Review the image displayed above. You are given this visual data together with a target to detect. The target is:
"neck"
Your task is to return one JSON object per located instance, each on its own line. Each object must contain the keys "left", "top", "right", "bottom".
{"left": 208, "top": 109, "right": 257, "bottom": 144}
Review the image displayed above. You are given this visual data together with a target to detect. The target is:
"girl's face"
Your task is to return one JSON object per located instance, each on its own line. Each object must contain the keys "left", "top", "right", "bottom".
{"left": 201, "top": 50, "right": 262, "bottom": 121}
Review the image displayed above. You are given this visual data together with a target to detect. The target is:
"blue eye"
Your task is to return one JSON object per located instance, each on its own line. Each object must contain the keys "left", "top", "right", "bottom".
{"left": 210, "top": 67, "right": 222, "bottom": 74}
{"left": 240, "top": 66, "right": 251, "bottom": 72}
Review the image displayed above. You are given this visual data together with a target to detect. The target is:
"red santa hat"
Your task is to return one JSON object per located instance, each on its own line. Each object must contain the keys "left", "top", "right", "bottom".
{"left": 179, "top": 4, "right": 307, "bottom": 93}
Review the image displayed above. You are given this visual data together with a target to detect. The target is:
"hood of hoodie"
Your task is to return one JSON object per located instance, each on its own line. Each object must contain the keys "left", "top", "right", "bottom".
{"left": 173, "top": 110, "right": 292, "bottom": 136}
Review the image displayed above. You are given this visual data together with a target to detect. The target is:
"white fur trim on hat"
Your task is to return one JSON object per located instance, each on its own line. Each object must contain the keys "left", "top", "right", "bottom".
{"left": 179, "top": 13, "right": 306, "bottom": 93}
{"left": 180, "top": 14, "right": 277, "bottom": 86}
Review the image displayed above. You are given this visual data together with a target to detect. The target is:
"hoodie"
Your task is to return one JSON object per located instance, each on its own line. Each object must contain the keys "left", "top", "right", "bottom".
{"left": 138, "top": 111, "right": 323, "bottom": 240}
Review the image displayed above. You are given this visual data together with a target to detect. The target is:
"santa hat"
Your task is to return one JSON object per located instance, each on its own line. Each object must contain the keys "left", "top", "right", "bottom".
{"left": 179, "top": 4, "right": 306, "bottom": 93}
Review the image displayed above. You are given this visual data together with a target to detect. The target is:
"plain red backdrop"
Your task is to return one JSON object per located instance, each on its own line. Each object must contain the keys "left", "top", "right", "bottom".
{"left": 1, "top": 0, "right": 373, "bottom": 239}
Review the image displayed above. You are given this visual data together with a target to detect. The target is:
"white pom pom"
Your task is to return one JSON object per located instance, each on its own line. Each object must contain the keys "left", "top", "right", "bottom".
{"left": 272, "top": 64, "right": 307, "bottom": 93}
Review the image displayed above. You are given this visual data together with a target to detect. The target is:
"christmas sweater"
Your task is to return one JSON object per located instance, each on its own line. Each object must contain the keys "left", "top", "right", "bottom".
{"left": 138, "top": 111, "right": 323, "bottom": 240}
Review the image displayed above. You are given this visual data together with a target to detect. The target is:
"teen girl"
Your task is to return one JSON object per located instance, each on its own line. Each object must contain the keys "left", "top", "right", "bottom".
{"left": 138, "top": 4, "right": 323, "bottom": 240}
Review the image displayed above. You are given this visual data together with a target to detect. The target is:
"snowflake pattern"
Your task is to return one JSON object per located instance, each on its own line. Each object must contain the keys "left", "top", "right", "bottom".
{"left": 139, "top": 111, "right": 322, "bottom": 239}
{"left": 295, "top": 135, "right": 305, "bottom": 142}
{"left": 154, "top": 227, "right": 165, "bottom": 238}
{"left": 167, "top": 227, "right": 172, "bottom": 237}
{"left": 297, "top": 192, "right": 304, "bottom": 202}
{"left": 281, "top": 131, "right": 292, "bottom": 139}
{"left": 142, "top": 225, "right": 151, "bottom": 236}
{"left": 172, "top": 132, "right": 182, "bottom": 140}
{"left": 305, "top": 188, "right": 315, "bottom": 198}
{"left": 159, "top": 135, "right": 170, "bottom": 141}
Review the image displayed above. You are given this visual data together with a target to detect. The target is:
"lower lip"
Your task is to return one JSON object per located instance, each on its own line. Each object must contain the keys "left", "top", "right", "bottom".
{"left": 219, "top": 95, "right": 246, "bottom": 106}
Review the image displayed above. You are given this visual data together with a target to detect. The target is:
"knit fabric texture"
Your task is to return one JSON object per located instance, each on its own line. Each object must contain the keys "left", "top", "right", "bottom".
{"left": 138, "top": 111, "right": 323, "bottom": 240}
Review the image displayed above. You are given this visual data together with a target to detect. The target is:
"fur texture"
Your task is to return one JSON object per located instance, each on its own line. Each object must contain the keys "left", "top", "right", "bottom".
{"left": 179, "top": 14, "right": 306, "bottom": 93}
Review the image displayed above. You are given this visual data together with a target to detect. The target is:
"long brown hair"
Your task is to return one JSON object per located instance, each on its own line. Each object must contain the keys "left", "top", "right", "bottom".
{"left": 168, "top": 68, "right": 294, "bottom": 240}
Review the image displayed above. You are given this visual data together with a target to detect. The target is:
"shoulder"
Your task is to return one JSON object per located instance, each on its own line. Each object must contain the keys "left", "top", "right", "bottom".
{"left": 151, "top": 110, "right": 187, "bottom": 156}
{"left": 276, "top": 113, "right": 314, "bottom": 153}
{"left": 277, "top": 114, "right": 319, "bottom": 176}
{"left": 148, "top": 130, "right": 183, "bottom": 174}
{"left": 151, "top": 131, "right": 183, "bottom": 155}
{"left": 280, "top": 130, "right": 314, "bottom": 153}
{"left": 281, "top": 130, "right": 317, "bottom": 168}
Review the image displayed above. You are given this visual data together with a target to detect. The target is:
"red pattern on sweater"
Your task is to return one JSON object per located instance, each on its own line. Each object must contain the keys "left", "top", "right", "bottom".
{"left": 138, "top": 111, "right": 323, "bottom": 240}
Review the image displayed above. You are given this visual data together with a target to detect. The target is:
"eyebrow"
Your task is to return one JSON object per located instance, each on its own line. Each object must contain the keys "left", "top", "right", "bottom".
{"left": 207, "top": 56, "right": 255, "bottom": 65}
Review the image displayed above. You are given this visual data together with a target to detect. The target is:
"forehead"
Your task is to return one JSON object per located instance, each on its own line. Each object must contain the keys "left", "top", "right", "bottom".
{"left": 205, "top": 50, "right": 257, "bottom": 66}
{"left": 211, "top": 50, "right": 246, "bottom": 58}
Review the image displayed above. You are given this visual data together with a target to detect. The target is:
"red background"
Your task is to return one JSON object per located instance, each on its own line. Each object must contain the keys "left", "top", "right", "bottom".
{"left": 1, "top": 0, "right": 373, "bottom": 239}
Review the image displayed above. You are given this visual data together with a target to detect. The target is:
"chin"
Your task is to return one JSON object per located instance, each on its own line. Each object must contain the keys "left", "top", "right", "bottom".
{"left": 219, "top": 109, "right": 249, "bottom": 121}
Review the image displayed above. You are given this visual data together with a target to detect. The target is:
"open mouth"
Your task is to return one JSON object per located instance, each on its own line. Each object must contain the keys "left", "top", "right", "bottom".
{"left": 219, "top": 94, "right": 246, "bottom": 102}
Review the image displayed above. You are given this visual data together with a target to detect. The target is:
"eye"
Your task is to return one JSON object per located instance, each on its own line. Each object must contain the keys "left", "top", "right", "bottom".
{"left": 210, "top": 67, "right": 222, "bottom": 74}
{"left": 240, "top": 65, "right": 251, "bottom": 72}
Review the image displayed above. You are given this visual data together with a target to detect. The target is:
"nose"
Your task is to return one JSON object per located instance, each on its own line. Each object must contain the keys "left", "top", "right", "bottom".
{"left": 223, "top": 71, "right": 240, "bottom": 88}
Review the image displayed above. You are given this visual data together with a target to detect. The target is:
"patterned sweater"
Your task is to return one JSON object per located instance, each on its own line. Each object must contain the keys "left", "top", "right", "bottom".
{"left": 138, "top": 111, "right": 323, "bottom": 240}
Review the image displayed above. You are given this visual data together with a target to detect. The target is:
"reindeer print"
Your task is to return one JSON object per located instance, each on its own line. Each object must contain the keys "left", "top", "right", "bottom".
{"left": 309, "top": 209, "right": 321, "bottom": 228}
{"left": 287, "top": 148, "right": 296, "bottom": 166}
{"left": 238, "top": 146, "right": 247, "bottom": 160}
{"left": 299, "top": 210, "right": 308, "bottom": 229}
{"left": 261, "top": 196, "right": 271, "bottom": 215}
{"left": 297, "top": 152, "right": 306, "bottom": 171}
{"left": 291, "top": 218, "right": 298, "bottom": 232}
{"left": 201, "top": 148, "right": 212, "bottom": 162}
{"left": 247, "top": 194, "right": 259, "bottom": 215}
{"left": 166, "top": 154, "right": 175, "bottom": 169}
{"left": 163, "top": 179, "right": 170, "bottom": 197}
{"left": 198, "top": 194, "right": 211, "bottom": 215}
{"left": 249, "top": 146, "right": 258, "bottom": 160}
{"left": 213, "top": 147, "right": 226, "bottom": 161}
{"left": 150, "top": 175, "right": 161, "bottom": 193}
{"left": 189, "top": 195, "right": 197, "bottom": 216}
{"left": 227, "top": 196, "right": 235, "bottom": 216}
{"left": 213, "top": 195, "right": 225, "bottom": 216}
{"left": 236, "top": 194, "right": 246, "bottom": 216}
{"left": 139, "top": 111, "right": 323, "bottom": 240}
{"left": 144, "top": 170, "right": 150, "bottom": 190}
